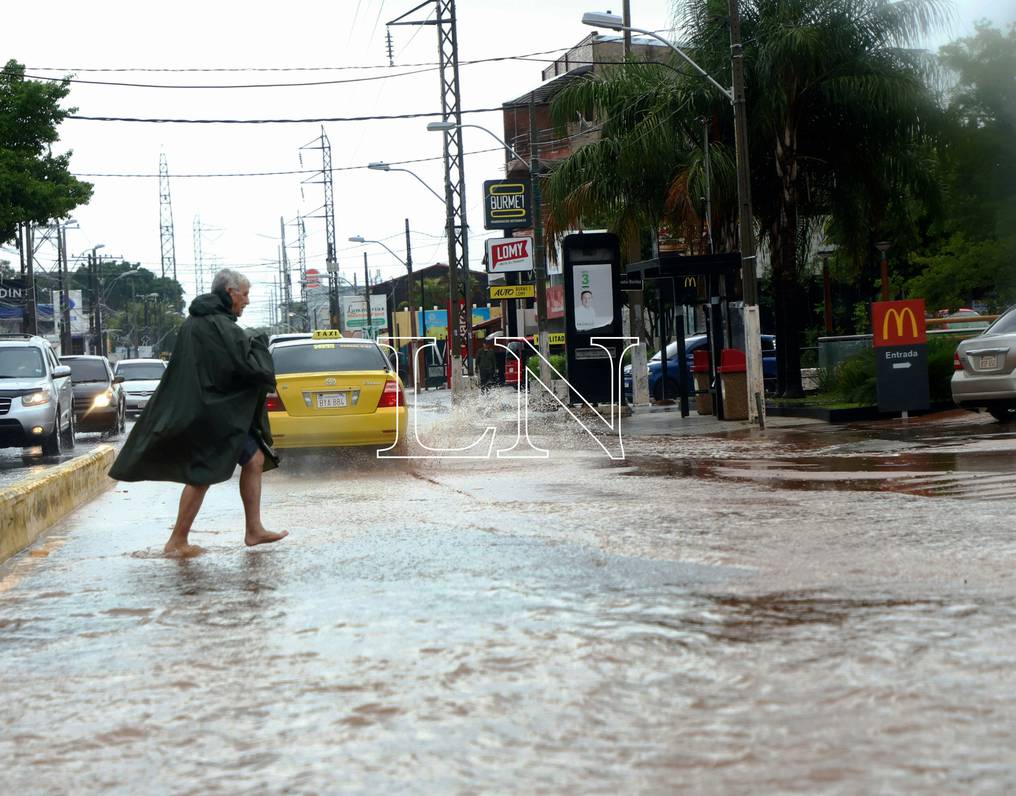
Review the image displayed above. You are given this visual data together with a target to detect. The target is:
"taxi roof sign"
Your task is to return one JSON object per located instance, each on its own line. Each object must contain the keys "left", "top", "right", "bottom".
{"left": 312, "top": 329, "right": 342, "bottom": 340}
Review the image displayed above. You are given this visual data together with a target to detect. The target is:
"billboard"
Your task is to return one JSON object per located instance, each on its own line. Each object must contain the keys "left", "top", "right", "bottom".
{"left": 340, "top": 294, "right": 388, "bottom": 337}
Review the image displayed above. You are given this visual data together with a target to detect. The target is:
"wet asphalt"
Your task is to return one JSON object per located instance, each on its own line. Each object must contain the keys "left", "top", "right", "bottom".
{"left": 2, "top": 392, "right": 1016, "bottom": 794}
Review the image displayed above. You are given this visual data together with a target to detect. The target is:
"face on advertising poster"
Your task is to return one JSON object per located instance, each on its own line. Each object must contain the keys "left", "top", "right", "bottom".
{"left": 572, "top": 263, "right": 614, "bottom": 331}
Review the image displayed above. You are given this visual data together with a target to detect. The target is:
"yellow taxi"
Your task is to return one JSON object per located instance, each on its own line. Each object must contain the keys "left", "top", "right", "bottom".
{"left": 266, "top": 330, "right": 407, "bottom": 449}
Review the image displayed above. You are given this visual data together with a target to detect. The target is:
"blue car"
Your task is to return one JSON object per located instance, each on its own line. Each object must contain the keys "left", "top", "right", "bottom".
{"left": 624, "top": 333, "right": 777, "bottom": 401}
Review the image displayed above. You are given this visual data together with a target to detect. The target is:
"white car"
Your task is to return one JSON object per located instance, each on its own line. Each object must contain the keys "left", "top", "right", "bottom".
{"left": 113, "top": 358, "right": 167, "bottom": 414}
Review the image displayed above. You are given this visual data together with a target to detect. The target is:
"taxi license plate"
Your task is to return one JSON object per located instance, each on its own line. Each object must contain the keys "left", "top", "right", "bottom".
{"left": 980, "top": 355, "right": 998, "bottom": 369}
{"left": 317, "top": 392, "right": 347, "bottom": 409}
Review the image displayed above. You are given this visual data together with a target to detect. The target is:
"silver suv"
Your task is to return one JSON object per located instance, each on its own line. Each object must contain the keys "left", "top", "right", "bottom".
{"left": 0, "top": 335, "right": 75, "bottom": 454}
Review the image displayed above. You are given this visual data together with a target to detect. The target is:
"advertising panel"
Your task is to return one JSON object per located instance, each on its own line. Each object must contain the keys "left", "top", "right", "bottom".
{"left": 571, "top": 262, "right": 614, "bottom": 332}
{"left": 340, "top": 294, "right": 388, "bottom": 338}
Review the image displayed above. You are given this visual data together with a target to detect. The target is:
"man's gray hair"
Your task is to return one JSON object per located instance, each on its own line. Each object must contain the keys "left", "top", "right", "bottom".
{"left": 211, "top": 268, "right": 250, "bottom": 293}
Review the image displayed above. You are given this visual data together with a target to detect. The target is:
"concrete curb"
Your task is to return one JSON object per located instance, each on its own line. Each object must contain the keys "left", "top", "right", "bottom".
{"left": 0, "top": 445, "right": 115, "bottom": 565}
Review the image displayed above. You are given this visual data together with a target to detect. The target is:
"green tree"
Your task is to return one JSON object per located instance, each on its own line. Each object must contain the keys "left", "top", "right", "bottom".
{"left": 904, "top": 22, "right": 1016, "bottom": 310}
{"left": 0, "top": 61, "right": 92, "bottom": 243}
{"left": 547, "top": 0, "right": 947, "bottom": 396}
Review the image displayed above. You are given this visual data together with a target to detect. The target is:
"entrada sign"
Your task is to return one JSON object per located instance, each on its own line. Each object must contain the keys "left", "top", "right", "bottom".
{"left": 485, "top": 236, "right": 534, "bottom": 273}
{"left": 483, "top": 180, "right": 531, "bottom": 230}
{"left": 490, "top": 284, "right": 535, "bottom": 300}
{"left": 872, "top": 298, "right": 929, "bottom": 413}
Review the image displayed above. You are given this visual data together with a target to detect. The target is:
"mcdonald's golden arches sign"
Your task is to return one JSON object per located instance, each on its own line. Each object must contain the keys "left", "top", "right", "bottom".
{"left": 872, "top": 299, "right": 926, "bottom": 347}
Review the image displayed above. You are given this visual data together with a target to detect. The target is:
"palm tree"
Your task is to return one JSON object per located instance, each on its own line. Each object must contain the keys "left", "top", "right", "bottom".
{"left": 546, "top": 0, "right": 947, "bottom": 395}
{"left": 547, "top": 61, "right": 735, "bottom": 256}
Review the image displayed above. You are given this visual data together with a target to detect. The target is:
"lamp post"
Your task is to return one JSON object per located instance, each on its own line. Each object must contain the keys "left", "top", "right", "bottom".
{"left": 582, "top": 8, "right": 766, "bottom": 427}
{"left": 875, "top": 241, "right": 891, "bottom": 301}
{"left": 86, "top": 245, "right": 105, "bottom": 354}
{"left": 349, "top": 230, "right": 420, "bottom": 388}
{"left": 425, "top": 121, "right": 530, "bottom": 167}
{"left": 817, "top": 246, "right": 836, "bottom": 334}
{"left": 96, "top": 269, "right": 141, "bottom": 356}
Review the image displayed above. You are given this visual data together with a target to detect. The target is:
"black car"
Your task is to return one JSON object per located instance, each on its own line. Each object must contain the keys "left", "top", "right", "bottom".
{"left": 60, "top": 355, "right": 126, "bottom": 434}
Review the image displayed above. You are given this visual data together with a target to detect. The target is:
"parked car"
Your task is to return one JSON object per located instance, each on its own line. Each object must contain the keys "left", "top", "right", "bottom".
{"left": 624, "top": 333, "right": 777, "bottom": 401}
{"left": 60, "top": 355, "right": 126, "bottom": 434}
{"left": 0, "top": 334, "right": 75, "bottom": 455}
{"left": 113, "top": 358, "right": 167, "bottom": 414}
{"left": 951, "top": 305, "right": 1016, "bottom": 422}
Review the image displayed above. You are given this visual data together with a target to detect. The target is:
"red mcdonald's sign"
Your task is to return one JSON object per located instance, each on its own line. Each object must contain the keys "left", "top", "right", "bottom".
{"left": 872, "top": 299, "right": 926, "bottom": 347}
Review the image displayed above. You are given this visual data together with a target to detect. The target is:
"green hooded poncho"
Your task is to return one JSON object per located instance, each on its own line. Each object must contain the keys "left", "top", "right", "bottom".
{"left": 109, "top": 288, "right": 279, "bottom": 485}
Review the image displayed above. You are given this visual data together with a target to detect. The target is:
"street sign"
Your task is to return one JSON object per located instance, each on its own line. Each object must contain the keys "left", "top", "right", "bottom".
{"left": 485, "top": 236, "right": 534, "bottom": 273}
{"left": 483, "top": 180, "right": 531, "bottom": 230}
{"left": 490, "top": 284, "right": 535, "bottom": 300}
{"left": 872, "top": 299, "right": 929, "bottom": 413}
{"left": 533, "top": 332, "right": 566, "bottom": 346}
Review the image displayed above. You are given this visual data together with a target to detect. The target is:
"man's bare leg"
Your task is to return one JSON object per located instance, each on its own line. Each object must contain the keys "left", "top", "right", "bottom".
{"left": 240, "top": 449, "right": 288, "bottom": 547}
{"left": 165, "top": 484, "right": 210, "bottom": 557}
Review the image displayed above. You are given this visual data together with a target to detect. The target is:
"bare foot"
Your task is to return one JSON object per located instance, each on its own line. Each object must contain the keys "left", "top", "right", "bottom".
{"left": 163, "top": 541, "right": 207, "bottom": 558}
{"left": 244, "top": 527, "right": 289, "bottom": 547}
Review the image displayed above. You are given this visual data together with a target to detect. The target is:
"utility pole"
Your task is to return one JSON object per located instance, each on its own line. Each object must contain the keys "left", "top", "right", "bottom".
{"left": 297, "top": 214, "right": 307, "bottom": 301}
{"left": 404, "top": 217, "right": 418, "bottom": 389}
{"left": 622, "top": 0, "right": 632, "bottom": 57}
{"left": 280, "top": 216, "right": 292, "bottom": 318}
{"left": 702, "top": 116, "right": 714, "bottom": 254}
{"left": 388, "top": 0, "right": 474, "bottom": 390}
{"left": 95, "top": 255, "right": 105, "bottom": 356}
{"left": 159, "top": 154, "right": 177, "bottom": 281}
{"left": 728, "top": 0, "right": 765, "bottom": 427}
{"left": 22, "top": 224, "right": 37, "bottom": 335}
{"left": 192, "top": 215, "right": 204, "bottom": 295}
{"left": 301, "top": 128, "right": 340, "bottom": 330}
{"left": 57, "top": 222, "right": 72, "bottom": 353}
{"left": 363, "top": 251, "right": 371, "bottom": 339}
{"left": 529, "top": 95, "right": 550, "bottom": 381}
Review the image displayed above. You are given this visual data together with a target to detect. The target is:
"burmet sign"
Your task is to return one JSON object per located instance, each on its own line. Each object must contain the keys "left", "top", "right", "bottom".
{"left": 482, "top": 180, "right": 531, "bottom": 230}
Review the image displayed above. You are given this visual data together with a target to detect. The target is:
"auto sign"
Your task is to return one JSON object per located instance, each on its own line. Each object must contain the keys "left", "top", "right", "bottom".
{"left": 485, "top": 236, "right": 534, "bottom": 273}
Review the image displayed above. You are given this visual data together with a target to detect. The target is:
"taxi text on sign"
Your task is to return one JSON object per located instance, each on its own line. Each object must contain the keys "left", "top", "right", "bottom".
{"left": 871, "top": 299, "right": 929, "bottom": 413}
{"left": 483, "top": 180, "right": 531, "bottom": 230}
{"left": 489, "top": 284, "right": 535, "bottom": 300}
{"left": 485, "top": 236, "right": 534, "bottom": 273}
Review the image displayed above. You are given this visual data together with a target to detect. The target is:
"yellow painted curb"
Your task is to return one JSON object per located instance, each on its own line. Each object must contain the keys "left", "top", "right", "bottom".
{"left": 0, "top": 445, "right": 116, "bottom": 565}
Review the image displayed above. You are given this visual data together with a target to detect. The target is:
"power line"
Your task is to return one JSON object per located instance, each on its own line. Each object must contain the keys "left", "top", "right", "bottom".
{"left": 23, "top": 48, "right": 569, "bottom": 78}
{"left": 67, "top": 106, "right": 504, "bottom": 124}
{"left": 71, "top": 146, "right": 502, "bottom": 178}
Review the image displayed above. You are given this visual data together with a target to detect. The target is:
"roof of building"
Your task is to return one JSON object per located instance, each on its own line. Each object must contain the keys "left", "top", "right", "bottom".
{"left": 502, "top": 65, "right": 594, "bottom": 109}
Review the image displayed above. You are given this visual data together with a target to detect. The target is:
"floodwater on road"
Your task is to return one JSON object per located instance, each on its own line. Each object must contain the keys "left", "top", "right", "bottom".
{"left": 2, "top": 394, "right": 1016, "bottom": 794}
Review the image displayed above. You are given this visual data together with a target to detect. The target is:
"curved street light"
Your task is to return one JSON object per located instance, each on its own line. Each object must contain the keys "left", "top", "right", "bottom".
{"left": 581, "top": 8, "right": 765, "bottom": 427}
{"left": 425, "top": 120, "right": 531, "bottom": 168}
{"left": 367, "top": 162, "right": 445, "bottom": 204}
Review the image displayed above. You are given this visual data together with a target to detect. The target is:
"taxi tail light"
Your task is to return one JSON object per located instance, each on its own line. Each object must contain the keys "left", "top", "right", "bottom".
{"left": 376, "top": 380, "right": 404, "bottom": 408}
{"left": 265, "top": 392, "right": 285, "bottom": 412}
{"left": 954, "top": 352, "right": 964, "bottom": 371}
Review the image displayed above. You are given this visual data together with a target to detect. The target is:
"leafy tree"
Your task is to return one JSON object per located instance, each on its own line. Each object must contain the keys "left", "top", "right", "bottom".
{"left": 0, "top": 61, "right": 92, "bottom": 243}
{"left": 904, "top": 22, "right": 1016, "bottom": 310}
{"left": 546, "top": 0, "right": 947, "bottom": 396}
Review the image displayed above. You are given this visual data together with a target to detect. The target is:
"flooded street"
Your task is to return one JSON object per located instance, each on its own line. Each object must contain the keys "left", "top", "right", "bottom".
{"left": 2, "top": 395, "right": 1016, "bottom": 794}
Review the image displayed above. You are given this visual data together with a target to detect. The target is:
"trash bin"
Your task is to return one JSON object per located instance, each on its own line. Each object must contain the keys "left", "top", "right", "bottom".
{"left": 692, "top": 349, "right": 713, "bottom": 415}
{"left": 717, "top": 348, "right": 748, "bottom": 421}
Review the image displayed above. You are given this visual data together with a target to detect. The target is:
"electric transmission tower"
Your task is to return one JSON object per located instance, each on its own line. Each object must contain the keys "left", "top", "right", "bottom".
{"left": 388, "top": 0, "right": 473, "bottom": 384}
{"left": 192, "top": 215, "right": 205, "bottom": 295}
{"left": 158, "top": 154, "right": 177, "bottom": 281}
{"left": 300, "top": 127, "right": 340, "bottom": 330}
{"left": 297, "top": 214, "right": 307, "bottom": 298}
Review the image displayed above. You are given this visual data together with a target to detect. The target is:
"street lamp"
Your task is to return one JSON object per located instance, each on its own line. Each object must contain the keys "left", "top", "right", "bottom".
{"left": 582, "top": 7, "right": 766, "bottom": 426}
{"left": 425, "top": 121, "right": 531, "bottom": 168}
{"left": 817, "top": 246, "right": 836, "bottom": 334}
{"left": 97, "top": 269, "right": 141, "bottom": 357}
{"left": 367, "top": 162, "right": 445, "bottom": 204}
{"left": 875, "top": 241, "right": 892, "bottom": 301}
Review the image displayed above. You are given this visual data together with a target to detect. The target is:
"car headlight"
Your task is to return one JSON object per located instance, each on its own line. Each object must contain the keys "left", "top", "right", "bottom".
{"left": 92, "top": 389, "right": 113, "bottom": 408}
{"left": 22, "top": 389, "right": 51, "bottom": 406}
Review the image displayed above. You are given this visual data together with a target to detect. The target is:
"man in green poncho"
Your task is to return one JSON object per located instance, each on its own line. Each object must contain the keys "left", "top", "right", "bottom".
{"left": 109, "top": 268, "right": 288, "bottom": 557}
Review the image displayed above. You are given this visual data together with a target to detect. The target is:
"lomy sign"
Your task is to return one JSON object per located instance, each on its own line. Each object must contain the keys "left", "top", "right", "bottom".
{"left": 485, "top": 236, "right": 534, "bottom": 273}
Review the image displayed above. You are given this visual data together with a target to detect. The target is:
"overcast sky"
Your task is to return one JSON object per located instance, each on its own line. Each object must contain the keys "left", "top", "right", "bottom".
{"left": 4, "top": 0, "right": 1012, "bottom": 326}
